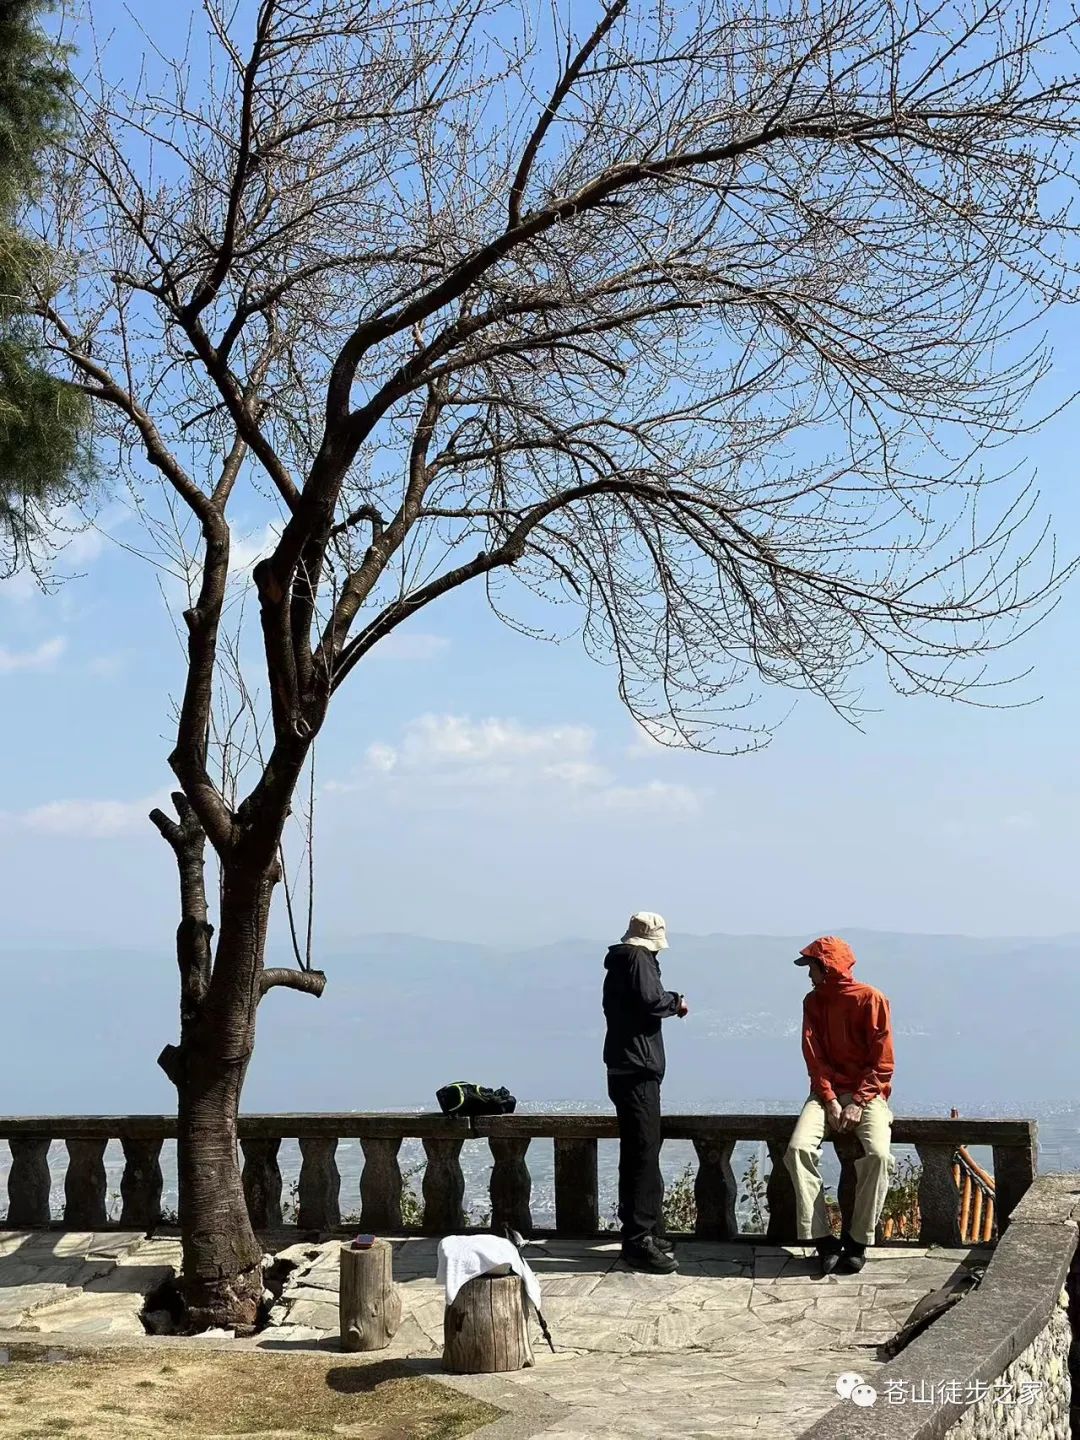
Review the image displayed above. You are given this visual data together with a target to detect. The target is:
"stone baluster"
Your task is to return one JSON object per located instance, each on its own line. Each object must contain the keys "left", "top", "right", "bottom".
{"left": 6, "top": 1137, "right": 52, "bottom": 1226}
{"left": 241, "top": 1137, "right": 283, "bottom": 1229}
{"left": 488, "top": 1138, "right": 532, "bottom": 1235}
{"left": 834, "top": 1134, "right": 860, "bottom": 1238}
{"left": 297, "top": 1137, "right": 340, "bottom": 1231}
{"left": 119, "top": 1138, "right": 164, "bottom": 1230}
{"left": 692, "top": 1135, "right": 738, "bottom": 1240}
{"left": 422, "top": 1138, "right": 466, "bottom": 1235}
{"left": 64, "top": 1138, "right": 108, "bottom": 1228}
{"left": 916, "top": 1143, "right": 962, "bottom": 1246}
{"left": 554, "top": 1137, "right": 599, "bottom": 1234}
{"left": 765, "top": 1137, "right": 798, "bottom": 1244}
{"left": 360, "top": 1137, "right": 403, "bottom": 1231}
{"left": 993, "top": 1137, "right": 1037, "bottom": 1235}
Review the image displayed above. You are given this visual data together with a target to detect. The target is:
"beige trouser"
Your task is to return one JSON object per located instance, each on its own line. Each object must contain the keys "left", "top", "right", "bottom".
{"left": 784, "top": 1094, "right": 894, "bottom": 1248}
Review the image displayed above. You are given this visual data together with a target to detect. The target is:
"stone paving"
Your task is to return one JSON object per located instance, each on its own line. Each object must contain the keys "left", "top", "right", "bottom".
{"left": 0, "top": 1229, "right": 990, "bottom": 1439}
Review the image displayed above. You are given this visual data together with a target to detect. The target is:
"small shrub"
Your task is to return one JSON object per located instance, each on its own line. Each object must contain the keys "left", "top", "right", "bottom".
{"left": 662, "top": 1164, "right": 697, "bottom": 1233}
{"left": 281, "top": 1178, "right": 301, "bottom": 1224}
{"left": 742, "top": 1154, "right": 769, "bottom": 1235}
{"left": 400, "top": 1164, "right": 425, "bottom": 1228}
{"left": 879, "top": 1155, "right": 922, "bottom": 1239}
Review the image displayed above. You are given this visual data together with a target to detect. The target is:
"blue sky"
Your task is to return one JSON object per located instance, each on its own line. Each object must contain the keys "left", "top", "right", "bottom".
{"left": 1, "top": 2, "right": 1078, "bottom": 952}
{"left": 3, "top": 411, "right": 1077, "bottom": 950}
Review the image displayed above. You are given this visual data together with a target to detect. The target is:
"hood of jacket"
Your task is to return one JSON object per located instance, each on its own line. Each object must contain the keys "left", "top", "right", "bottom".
{"left": 800, "top": 935, "right": 857, "bottom": 986}
{"left": 605, "top": 942, "right": 653, "bottom": 971}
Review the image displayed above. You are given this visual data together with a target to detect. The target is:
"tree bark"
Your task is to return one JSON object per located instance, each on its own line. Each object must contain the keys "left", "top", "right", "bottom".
{"left": 176, "top": 1040, "right": 265, "bottom": 1329}
{"left": 338, "top": 1241, "right": 402, "bottom": 1352}
{"left": 443, "top": 1274, "right": 535, "bottom": 1374}
{"left": 174, "top": 861, "right": 276, "bottom": 1329}
{"left": 153, "top": 797, "right": 279, "bottom": 1330}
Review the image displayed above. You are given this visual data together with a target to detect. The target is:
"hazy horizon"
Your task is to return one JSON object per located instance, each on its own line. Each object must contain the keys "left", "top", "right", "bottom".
{"left": 2, "top": 928, "right": 1076, "bottom": 1119}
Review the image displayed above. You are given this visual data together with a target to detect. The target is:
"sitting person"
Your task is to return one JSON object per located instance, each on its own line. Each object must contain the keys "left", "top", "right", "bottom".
{"left": 785, "top": 936, "right": 895, "bottom": 1277}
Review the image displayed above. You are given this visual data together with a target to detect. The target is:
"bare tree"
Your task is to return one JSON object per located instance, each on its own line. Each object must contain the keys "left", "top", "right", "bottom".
{"left": 28, "top": 0, "right": 1080, "bottom": 1325}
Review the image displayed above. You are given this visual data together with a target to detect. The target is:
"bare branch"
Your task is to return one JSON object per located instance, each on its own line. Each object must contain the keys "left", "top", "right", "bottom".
{"left": 259, "top": 968, "right": 327, "bottom": 999}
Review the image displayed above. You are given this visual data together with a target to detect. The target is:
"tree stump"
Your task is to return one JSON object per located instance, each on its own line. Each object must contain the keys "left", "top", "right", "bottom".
{"left": 442, "top": 1273, "right": 535, "bottom": 1374}
{"left": 338, "top": 1241, "right": 402, "bottom": 1352}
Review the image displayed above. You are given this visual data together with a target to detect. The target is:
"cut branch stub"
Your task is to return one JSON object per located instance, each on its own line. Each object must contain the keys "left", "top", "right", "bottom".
{"left": 259, "top": 968, "right": 327, "bottom": 999}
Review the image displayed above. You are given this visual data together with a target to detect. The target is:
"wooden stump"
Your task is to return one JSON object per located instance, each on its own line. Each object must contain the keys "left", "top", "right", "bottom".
{"left": 338, "top": 1241, "right": 402, "bottom": 1353}
{"left": 443, "top": 1273, "right": 535, "bottom": 1374}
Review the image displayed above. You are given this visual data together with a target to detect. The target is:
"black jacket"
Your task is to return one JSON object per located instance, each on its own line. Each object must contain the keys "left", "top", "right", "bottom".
{"left": 602, "top": 943, "right": 681, "bottom": 1079}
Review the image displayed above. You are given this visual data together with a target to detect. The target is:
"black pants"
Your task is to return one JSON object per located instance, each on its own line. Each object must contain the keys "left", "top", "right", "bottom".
{"left": 607, "top": 1070, "right": 663, "bottom": 1248}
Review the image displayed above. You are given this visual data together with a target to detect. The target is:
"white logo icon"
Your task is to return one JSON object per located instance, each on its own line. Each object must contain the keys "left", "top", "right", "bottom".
{"left": 835, "top": 1373, "right": 878, "bottom": 1407}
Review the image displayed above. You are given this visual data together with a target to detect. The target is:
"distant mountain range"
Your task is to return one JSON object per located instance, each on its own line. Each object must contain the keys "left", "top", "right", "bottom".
{"left": 2, "top": 929, "right": 1076, "bottom": 1115}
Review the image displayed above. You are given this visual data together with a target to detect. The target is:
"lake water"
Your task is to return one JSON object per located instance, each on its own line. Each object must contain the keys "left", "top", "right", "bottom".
{"left": 3, "top": 1097, "right": 1077, "bottom": 1229}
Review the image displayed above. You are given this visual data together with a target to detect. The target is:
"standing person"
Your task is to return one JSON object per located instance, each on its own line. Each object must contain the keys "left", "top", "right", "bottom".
{"left": 785, "top": 936, "right": 895, "bottom": 1278}
{"left": 603, "top": 911, "right": 688, "bottom": 1274}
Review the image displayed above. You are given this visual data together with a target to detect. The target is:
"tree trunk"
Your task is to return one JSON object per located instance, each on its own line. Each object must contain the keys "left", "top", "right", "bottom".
{"left": 339, "top": 1240, "right": 402, "bottom": 1351}
{"left": 176, "top": 1043, "right": 265, "bottom": 1329}
{"left": 154, "top": 802, "right": 278, "bottom": 1332}
{"left": 174, "top": 862, "right": 274, "bottom": 1328}
{"left": 443, "top": 1274, "right": 535, "bottom": 1374}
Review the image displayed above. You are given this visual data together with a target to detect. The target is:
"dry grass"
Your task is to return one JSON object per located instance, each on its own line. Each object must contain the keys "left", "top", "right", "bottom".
{"left": 0, "top": 1346, "right": 501, "bottom": 1438}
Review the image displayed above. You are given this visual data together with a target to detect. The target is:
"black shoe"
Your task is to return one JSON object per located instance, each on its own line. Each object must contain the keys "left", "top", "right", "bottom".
{"left": 815, "top": 1236, "right": 842, "bottom": 1278}
{"left": 652, "top": 1235, "right": 675, "bottom": 1254}
{"left": 839, "top": 1232, "right": 867, "bottom": 1274}
{"left": 621, "top": 1237, "right": 677, "bottom": 1274}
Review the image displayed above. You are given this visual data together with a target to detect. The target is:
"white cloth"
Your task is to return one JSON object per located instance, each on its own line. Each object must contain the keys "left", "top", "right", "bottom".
{"left": 620, "top": 910, "right": 668, "bottom": 952}
{"left": 436, "top": 1234, "right": 542, "bottom": 1310}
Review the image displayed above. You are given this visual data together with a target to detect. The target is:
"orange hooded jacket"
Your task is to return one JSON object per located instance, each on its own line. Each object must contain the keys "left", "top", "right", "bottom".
{"left": 800, "top": 937, "right": 894, "bottom": 1107}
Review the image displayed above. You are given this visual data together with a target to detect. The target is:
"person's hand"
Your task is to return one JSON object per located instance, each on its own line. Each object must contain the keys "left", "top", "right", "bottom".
{"left": 839, "top": 1102, "right": 863, "bottom": 1133}
{"left": 676, "top": 996, "right": 689, "bottom": 1018}
{"left": 825, "top": 1099, "right": 843, "bottom": 1130}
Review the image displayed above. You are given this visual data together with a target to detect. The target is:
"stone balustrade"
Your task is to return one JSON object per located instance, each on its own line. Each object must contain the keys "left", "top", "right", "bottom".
{"left": 0, "top": 1114, "right": 1037, "bottom": 1244}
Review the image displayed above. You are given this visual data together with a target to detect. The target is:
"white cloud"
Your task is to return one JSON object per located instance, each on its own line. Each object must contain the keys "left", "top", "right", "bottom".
{"left": 229, "top": 520, "right": 282, "bottom": 576}
{"left": 0, "top": 636, "right": 66, "bottom": 674}
{"left": 1, "top": 791, "right": 165, "bottom": 840}
{"left": 365, "top": 742, "right": 398, "bottom": 774}
{"left": 625, "top": 716, "right": 688, "bottom": 758}
{"left": 595, "top": 779, "right": 701, "bottom": 815}
{"left": 327, "top": 714, "right": 702, "bottom": 817}
{"left": 365, "top": 632, "right": 451, "bottom": 662}
{"left": 0, "top": 507, "right": 129, "bottom": 604}
{"left": 86, "top": 652, "right": 128, "bottom": 679}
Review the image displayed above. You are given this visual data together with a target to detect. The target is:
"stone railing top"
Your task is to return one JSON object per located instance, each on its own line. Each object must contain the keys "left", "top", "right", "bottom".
{"left": 0, "top": 1113, "right": 1039, "bottom": 1144}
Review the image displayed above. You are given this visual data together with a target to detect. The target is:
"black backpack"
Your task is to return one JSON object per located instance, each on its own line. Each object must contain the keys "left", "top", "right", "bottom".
{"left": 436, "top": 1082, "right": 517, "bottom": 1116}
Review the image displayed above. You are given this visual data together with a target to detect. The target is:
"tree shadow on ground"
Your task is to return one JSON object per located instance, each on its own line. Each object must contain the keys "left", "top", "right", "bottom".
{"left": 325, "top": 1357, "right": 444, "bottom": 1392}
